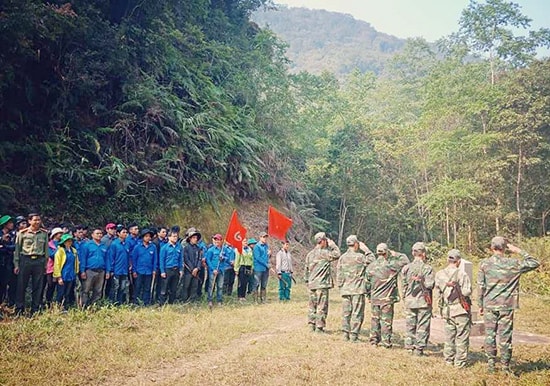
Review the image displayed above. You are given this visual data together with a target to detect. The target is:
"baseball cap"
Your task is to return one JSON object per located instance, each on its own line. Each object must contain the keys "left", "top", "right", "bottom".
{"left": 105, "top": 223, "right": 116, "bottom": 230}
{"left": 213, "top": 233, "right": 223, "bottom": 240}
{"left": 447, "top": 249, "right": 461, "bottom": 262}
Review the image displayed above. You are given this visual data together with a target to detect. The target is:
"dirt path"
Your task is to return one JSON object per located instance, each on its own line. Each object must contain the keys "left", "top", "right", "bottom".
{"left": 110, "top": 313, "right": 305, "bottom": 385}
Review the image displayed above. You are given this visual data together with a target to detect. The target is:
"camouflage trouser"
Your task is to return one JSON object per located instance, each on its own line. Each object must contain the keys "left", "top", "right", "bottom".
{"left": 484, "top": 309, "right": 514, "bottom": 366}
{"left": 370, "top": 303, "right": 394, "bottom": 346}
{"left": 342, "top": 294, "right": 365, "bottom": 337}
{"left": 444, "top": 314, "right": 471, "bottom": 366}
{"left": 404, "top": 307, "right": 432, "bottom": 350}
{"left": 308, "top": 288, "right": 329, "bottom": 329}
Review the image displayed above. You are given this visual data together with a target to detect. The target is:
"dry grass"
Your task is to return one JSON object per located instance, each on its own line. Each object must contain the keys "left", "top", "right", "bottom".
{"left": 0, "top": 280, "right": 549, "bottom": 386}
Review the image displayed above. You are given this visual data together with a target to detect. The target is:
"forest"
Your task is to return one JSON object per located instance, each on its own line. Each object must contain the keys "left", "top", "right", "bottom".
{"left": 1, "top": 0, "right": 550, "bottom": 254}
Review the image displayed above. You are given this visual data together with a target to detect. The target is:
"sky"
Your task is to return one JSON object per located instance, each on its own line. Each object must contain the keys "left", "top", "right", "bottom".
{"left": 274, "top": 0, "right": 550, "bottom": 42}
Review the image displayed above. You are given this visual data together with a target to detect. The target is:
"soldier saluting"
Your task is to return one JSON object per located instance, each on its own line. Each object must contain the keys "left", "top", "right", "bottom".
{"left": 477, "top": 236, "right": 540, "bottom": 374}
{"left": 305, "top": 232, "right": 341, "bottom": 333}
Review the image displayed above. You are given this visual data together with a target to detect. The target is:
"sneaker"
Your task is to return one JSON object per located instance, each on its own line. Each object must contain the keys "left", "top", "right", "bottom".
{"left": 208, "top": 301, "right": 213, "bottom": 309}
{"left": 501, "top": 365, "right": 516, "bottom": 377}
{"left": 445, "top": 361, "right": 454, "bottom": 367}
{"left": 350, "top": 335, "right": 359, "bottom": 343}
{"left": 414, "top": 349, "right": 425, "bottom": 357}
{"left": 455, "top": 362, "right": 466, "bottom": 369}
{"left": 309, "top": 324, "right": 316, "bottom": 332}
{"left": 342, "top": 332, "right": 350, "bottom": 341}
{"left": 407, "top": 349, "right": 415, "bottom": 355}
{"left": 315, "top": 327, "right": 325, "bottom": 333}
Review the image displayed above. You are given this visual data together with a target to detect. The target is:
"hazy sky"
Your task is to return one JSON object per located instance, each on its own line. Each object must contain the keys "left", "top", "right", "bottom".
{"left": 274, "top": 0, "right": 550, "bottom": 42}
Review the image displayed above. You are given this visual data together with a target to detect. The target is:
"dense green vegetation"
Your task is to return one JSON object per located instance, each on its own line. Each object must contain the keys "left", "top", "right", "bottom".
{"left": 252, "top": 6, "right": 406, "bottom": 76}
{"left": 1, "top": 0, "right": 550, "bottom": 257}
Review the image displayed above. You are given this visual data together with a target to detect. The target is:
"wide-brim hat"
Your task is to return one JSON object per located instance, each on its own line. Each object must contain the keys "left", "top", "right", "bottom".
{"left": 139, "top": 228, "right": 155, "bottom": 239}
{"left": 0, "top": 215, "right": 13, "bottom": 227}
{"left": 186, "top": 230, "right": 202, "bottom": 242}
{"left": 60, "top": 233, "right": 73, "bottom": 245}
{"left": 50, "top": 227, "right": 64, "bottom": 239}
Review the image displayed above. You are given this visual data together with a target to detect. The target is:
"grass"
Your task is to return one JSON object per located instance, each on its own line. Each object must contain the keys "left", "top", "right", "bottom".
{"left": 0, "top": 280, "right": 549, "bottom": 386}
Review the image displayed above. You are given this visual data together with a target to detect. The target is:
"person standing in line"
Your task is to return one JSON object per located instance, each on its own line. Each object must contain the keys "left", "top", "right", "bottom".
{"left": 79, "top": 228, "right": 111, "bottom": 308}
{"left": 131, "top": 229, "right": 158, "bottom": 306}
{"left": 234, "top": 238, "right": 255, "bottom": 302}
{"left": 435, "top": 249, "right": 472, "bottom": 368}
{"left": 366, "top": 243, "right": 409, "bottom": 348}
{"left": 253, "top": 232, "right": 271, "bottom": 303}
{"left": 53, "top": 234, "right": 79, "bottom": 310}
{"left": 13, "top": 213, "right": 49, "bottom": 315}
{"left": 478, "top": 237, "right": 540, "bottom": 374}
{"left": 304, "top": 232, "right": 341, "bottom": 333}
{"left": 181, "top": 229, "right": 202, "bottom": 303}
{"left": 402, "top": 242, "right": 435, "bottom": 356}
{"left": 43, "top": 227, "right": 63, "bottom": 307}
{"left": 0, "top": 215, "right": 16, "bottom": 308}
{"left": 159, "top": 230, "right": 183, "bottom": 305}
{"left": 108, "top": 226, "right": 131, "bottom": 305}
{"left": 222, "top": 241, "right": 236, "bottom": 296}
{"left": 337, "top": 235, "right": 375, "bottom": 342}
{"left": 275, "top": 240, "right": 294, "bottom": 301}
{"left": 205, "top": 234, "right": 228, "bottom": 307}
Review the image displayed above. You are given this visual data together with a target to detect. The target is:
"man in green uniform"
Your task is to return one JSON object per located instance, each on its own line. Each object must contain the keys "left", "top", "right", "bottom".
{"left": 337, "top": 235, "right": 375, "bottom": 342}
{"left": 304, "top": 232, "right": 341, "bottom": 333}
{"left": 478, "top": 236, "right": 540, "bottom": 374}
{"left": 402, "top": 241, "right": 435, "bottom": 356}
{"left": 435, "top": 249, "right": 471, "bottom": 368}
{"left": 13, "top": 213, "right": 48, "bottom": 315}
{"left": 366, "top": 243, "right": 409, "bottom": 348}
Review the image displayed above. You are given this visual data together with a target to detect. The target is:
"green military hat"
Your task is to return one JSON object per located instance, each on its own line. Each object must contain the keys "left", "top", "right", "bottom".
{"left": 447, "top": 249, "right": 461, "bottom": 262}
{"left": 490, "top": 236, "right": 506, "bottom": 250}
{"left": 314, "top": 232, "right": 327, "bottom": 243}
{"left": 412, "top": 242, "right": 426, "bottom": 252}
{"left": 346, "top": 235, "right": 359, "bottom": 246}
{"left": 376, "top": 243, "right": 389, "bottom": 254}
{"left": 0, "top": 215, "right": 13, "bottom": 227}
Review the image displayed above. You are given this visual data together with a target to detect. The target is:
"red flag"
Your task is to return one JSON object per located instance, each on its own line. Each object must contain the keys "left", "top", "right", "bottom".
{"left": 224, "top": 210, "right": 247, "bottom": 254}
{"left": 268, "top": 206, "right": 293, "bottom": 241}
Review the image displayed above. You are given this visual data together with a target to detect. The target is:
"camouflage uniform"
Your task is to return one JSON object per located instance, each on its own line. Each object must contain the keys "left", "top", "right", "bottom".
{"left": 366, "top": 246, "right": 409, "bottom": 347}
{"left": 402, "top": 256, "right": 435, "bottom": 354}
{"left": 304, "top": 233, "right": 341, "bottom": 331}
{"left": 435, "top": 252, "right": 472, "bottom": 368}
{"left": 477, "top": 241, "right": 540, "bottom": 371}
{"left": 336, "top": 237, "right": 375, "bottom": 341}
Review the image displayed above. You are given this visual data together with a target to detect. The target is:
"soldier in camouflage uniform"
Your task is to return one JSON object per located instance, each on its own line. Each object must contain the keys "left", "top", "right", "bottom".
{"left": 304, "top": 232, "right": 341, "bottom": 332}
{"left": 478, "top": 236, "right": 540, "bottom": 374}
{"left": 366, "top": 243, "right": 409, "bottom": 348}
{"left": 402, "top": 242, "right": 435, "bottom": 356}
{"left": 336, "top": 235, "right": 375, "bottom": 342}
{"left": 435, "top": 249, "right": 472, "bottom": 368}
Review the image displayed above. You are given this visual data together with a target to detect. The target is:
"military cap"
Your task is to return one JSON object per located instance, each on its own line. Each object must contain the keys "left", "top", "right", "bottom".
{"left": 376, "top": 243, "right": 389, "bottom": 253}
{"left": 412, "top": 242, "right": 426, "bottom": 252}
{"left": 447, "top": 249, "right": 461, "bottom": 262}
{"left": 314, "top": 232, "right": 327, "bottom": 243}
{"left": 490, "top": 236, "right": 506, "bottom": 250}
{"left": 346, "top": 235, "right": 359, "bottom": 246}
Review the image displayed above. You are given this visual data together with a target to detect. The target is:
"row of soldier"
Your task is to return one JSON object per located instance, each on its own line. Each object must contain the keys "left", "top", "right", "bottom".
{"left": 305, "top": 232, "right": 540, "bottom": 375}
{"left": 0, "top": 213, "right": 294, "bottom": 318}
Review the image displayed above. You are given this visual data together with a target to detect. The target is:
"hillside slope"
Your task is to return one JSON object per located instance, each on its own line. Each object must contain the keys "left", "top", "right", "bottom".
{"left": 252, "top": 6, "right": 406, "bottom": 75}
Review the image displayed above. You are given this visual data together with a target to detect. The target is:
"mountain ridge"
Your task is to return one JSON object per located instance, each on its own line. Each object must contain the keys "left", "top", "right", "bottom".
{"left": 252, "top": 6, "right": 407, "bottom": 75}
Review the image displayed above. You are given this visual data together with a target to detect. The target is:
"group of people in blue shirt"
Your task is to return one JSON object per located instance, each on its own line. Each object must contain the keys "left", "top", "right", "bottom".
{"left": 0, "top": 217, "right": 275, "bottom": 315}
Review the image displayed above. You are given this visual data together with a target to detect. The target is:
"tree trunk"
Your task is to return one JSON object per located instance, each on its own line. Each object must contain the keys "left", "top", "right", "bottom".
{"left": 445, "top": 205, "right": 450, "bottom": 246}
{"left": 516, "top": 145, "right": 523, "bottom": 241}
{"left": 338, "top": 196, "right": 348, "bottom": 247}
